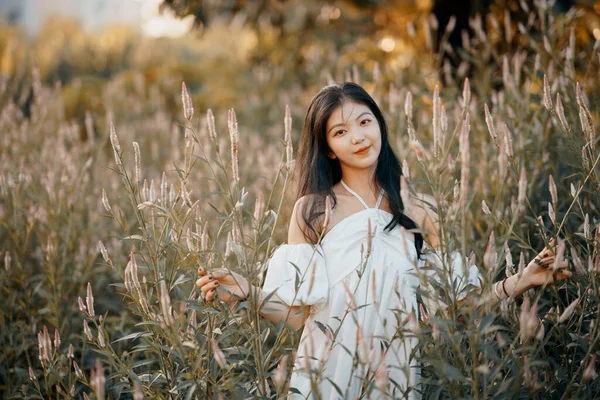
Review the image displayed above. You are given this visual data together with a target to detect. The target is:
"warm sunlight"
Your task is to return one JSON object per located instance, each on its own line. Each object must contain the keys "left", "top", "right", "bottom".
{"left": 139, "top": 0, "right": 194, "bottom": 38}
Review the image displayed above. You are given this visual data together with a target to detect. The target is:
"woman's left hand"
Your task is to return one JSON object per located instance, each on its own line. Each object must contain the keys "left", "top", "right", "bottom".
{"left": 521, "top": 240, "right": 572, "bottom": 288}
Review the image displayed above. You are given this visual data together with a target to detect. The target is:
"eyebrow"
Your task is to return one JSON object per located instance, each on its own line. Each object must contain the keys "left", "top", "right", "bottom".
{"left": 328, "top": 111, "right": 373, "bottom": 134}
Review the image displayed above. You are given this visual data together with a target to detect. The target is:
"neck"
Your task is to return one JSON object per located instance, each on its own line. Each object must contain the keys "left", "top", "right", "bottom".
{"left": 340, "top": 167, "right": 380, "bottom": 200}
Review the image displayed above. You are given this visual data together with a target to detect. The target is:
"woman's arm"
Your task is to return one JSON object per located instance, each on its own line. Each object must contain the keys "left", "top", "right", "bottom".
{"left": 256, "top": 287, "right": 309, "bottom": 331}
{"left": 196, "top": 268, "right": 309, "bottom": 331}
{"left": 399, "top": 178, "right": 571, "bottom": 309}
{"left": 490, "top": 242, "right": 571, "bottom": 301}
{"left": 196, "top": 196, "right": 318, "bottom": 331}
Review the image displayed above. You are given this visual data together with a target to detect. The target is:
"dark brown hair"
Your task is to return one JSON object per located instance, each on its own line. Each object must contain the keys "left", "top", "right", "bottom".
{"left": 295, "top": 82, "right": 423, "bottom": 257}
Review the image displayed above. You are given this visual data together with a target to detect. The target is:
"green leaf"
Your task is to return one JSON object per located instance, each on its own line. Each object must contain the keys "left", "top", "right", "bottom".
{"left": 113, "top": 331, "right": 153, "bottom": 343}
{"left": 123, "top": 235, "right": 144, "bottom": 241}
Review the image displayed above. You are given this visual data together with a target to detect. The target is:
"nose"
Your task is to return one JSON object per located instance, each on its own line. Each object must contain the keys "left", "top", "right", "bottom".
{"left": 351, "top": 129, "right": 365, "bottom": 145}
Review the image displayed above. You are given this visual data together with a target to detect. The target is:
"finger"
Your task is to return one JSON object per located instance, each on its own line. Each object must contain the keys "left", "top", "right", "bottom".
{"left": 205, "top": 289, "right": 216, "bottom": 301}
{"left": 196, "top": 275, "right": 214, "bottom": 288}
{"left": 538, "top": 256, "right": 555, "bottom": 267}
{"left": 538, "top": 246, "right": 553, "bottom": 258}
{"left": 534, "top": 255, "right": 553, "bottom": 266}
{"left": 197, "top": 266, "right": 207, "bottom": 276}
{"left": 200, "top": 280, "right": 219, "bottom": 294}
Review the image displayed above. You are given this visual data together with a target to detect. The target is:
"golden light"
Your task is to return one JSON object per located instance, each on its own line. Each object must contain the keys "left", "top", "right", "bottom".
{"left": 593, "top": 28, "right": 600, "bottom": 41}
{"left": 140, "top": 0, "right": 194, "bottom": 38}
{"left": 379, "top": 37, "right": 396, "bottom": 53}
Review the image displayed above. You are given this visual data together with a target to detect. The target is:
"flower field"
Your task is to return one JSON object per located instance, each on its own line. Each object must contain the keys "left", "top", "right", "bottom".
{"left": 0, "top": 2, "right": 599, "bottom": 398}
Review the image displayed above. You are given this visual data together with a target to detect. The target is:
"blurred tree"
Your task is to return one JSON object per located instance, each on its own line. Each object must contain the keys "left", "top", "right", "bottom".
{"left": 160, "top": 0, "right": 597, "bottom": 53}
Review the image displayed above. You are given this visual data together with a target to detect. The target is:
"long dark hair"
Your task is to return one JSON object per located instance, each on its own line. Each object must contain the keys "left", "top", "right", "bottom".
{"left": 295, "top": 82, "right": 423, "bottom": 257}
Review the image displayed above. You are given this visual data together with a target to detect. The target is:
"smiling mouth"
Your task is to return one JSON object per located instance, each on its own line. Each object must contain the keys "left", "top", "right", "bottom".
{"left": 354, "top": 146, "right": 370, "bottom": 154}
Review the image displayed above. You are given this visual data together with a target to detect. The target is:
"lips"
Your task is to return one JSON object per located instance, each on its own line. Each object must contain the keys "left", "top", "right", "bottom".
{"left": 354, "top": 146, "right": 370, "bottom": 155}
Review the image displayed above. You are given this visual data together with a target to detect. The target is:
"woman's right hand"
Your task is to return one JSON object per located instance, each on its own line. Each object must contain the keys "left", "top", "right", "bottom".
{"left": 196, "top": 267, "right": 250, "bottom": 302}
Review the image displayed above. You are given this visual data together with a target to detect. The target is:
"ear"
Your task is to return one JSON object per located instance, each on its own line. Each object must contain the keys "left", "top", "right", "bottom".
{"left": 328, "top": 152, "right": 337, "bottom": 159}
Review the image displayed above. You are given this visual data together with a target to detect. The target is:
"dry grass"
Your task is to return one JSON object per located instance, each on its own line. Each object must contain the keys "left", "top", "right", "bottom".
{"left": 0, "top": 2, "right": 599, "bottom": 399}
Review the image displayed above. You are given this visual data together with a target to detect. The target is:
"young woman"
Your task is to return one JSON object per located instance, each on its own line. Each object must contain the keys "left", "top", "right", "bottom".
{"left": 196, "top": 82, "right": 571, "bottom": 399}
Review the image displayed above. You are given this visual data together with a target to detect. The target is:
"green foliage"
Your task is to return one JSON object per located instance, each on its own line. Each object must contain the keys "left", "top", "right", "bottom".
{"left": 0, "top": 1, "right": 599, "bottom": 399}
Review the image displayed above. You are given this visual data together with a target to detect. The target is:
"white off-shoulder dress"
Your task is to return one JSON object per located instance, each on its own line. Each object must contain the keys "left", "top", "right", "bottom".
{"left": 262, "top": 183, "right": 479, "bottom": 399}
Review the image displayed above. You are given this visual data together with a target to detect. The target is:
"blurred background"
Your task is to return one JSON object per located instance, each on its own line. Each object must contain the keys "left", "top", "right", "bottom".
{"left": 1, "top": 0, "right": 598, "bottom": 131}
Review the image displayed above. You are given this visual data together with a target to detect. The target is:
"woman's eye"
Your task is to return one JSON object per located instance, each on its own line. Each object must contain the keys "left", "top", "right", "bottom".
{"left": 335, "top": 130, "right": 345, "bottom": 136}
{"left": 361, "top": 119, "right": 371, "bottom": 125}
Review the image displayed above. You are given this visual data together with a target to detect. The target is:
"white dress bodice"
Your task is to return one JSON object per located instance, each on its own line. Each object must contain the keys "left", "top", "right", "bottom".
{"left": 262, "top": 184, "right": 479, "bottom": 399}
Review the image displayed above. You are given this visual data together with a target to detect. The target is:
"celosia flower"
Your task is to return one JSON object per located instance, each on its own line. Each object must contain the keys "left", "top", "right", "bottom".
{"left": 109, "top": 122, "right": 121, "bottom": 166}
{"left": 558, "top": 298, "right": 580, "bottom": 324}
{"left": 433, "top": 85, "right": 441, "bottom": 159}
{"left": 483, "top": 231, "right": 497, "bottom": 270}
{"left": 548, "top": 175, "right": 557, "bottom": 205}
{"left": 284, "top": 105, "right": 293, "bottom": 165}
{"left": 459, "top": 115, "right": 470, "bottom": 204}
{"left": 502, "top": 123, "right": 513, "bottom": 159}
{"left": 3, "top": 251, "right": 10, "bottom": 271}
{"left": 91, "top": 359, "right": 105, "bottom": 400}
{"left": 548, "top": 203, "right": 556, "bottom": 225}
{"left": 543, "top": 75, "right": 553, "bottom": 110}
{"left": 583, "top": 355, "right": 598, "bottom": 382}
{"left": 78, "top": 297, "right": 86, "bottom": 313}
{"left": 86, "top": 282, "right": 95, "bottom": 318}
{"left": 482, "top": 200, "right": 491, "bottom": 215}
{"left": 462, "top": 78, "right": 470, "bottom": 109}
{"left": 555, "top": 93, "right": 570, "bottom": 132}
{"left": 484, "top": 104, "right": 497, "bottom": 141}
{"left": 160, "top": 280, "right": 174, "bottom": 327}
{"left": 504, "top": 243, "right": 513, "bottom": 269}
{"left": 134, "top": 382, "right": 144, "bottom": 400}
{"left": 74, "top": 361, "right": 83, "bottom": 379}
{"left": 97, "top": 328, "right": 106, "bottom": 348}
{"left": 83, "top": 320, "right": 93, "bottom": 341}
{"left": 517, "top": 168, "right": 527, "bottom": 212}
{"left": 211, "top": 339, "right": 227, "bottom": 369}
{"left": 98, "top": 241, "right": 109, "bottom": 263}
{"left": 254, "top": 191, "right": 264, "bottom": 222}
{"left": 201, "top": 222, "right": 209, "bottom": 251}
{"left": 404, "top": 92, "right": 413, "bottom": 122}
{"left": 406, "top": 312, "right": 420, "bottom": 335}
{"left": 133, "top": 142, "right": 141, "bottom": 187}
{"left": 228, "top": 108, "right": 240, "bottom": 182}
{"left": 322, "top": 195, "right": 331, "bottom": 232}
{"left": 181, "top": 82, "right": 194, "bottom": 121}
{"left": 570, "top": 247, "right": 585, "bottom": 275}
{"left": 273, "top": 356, "right": 288, "bottom": 389}
{"left": 206, "top": 109, "right": 217, "bottom": 141}
{"left": 519, "top": 296, "right": 538, "bottom": 342}
{"left": 374, "top": 351, "right": 389, "bottom": 392}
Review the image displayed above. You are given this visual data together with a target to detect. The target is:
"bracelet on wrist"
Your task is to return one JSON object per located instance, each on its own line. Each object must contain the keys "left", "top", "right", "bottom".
{"left": 501, "top": 276, "right": 510, "bottom": 297}
{"left": 493, "top": 281, "right": 503, "bottom": 299}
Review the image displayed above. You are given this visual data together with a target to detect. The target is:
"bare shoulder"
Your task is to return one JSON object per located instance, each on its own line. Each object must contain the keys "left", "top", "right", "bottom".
{"left": 288, "top": 195, "right": 321, "bottom": 244}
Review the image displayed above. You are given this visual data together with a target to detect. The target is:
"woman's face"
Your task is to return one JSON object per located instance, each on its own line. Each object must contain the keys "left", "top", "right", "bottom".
{"left": 325, "top": 100, "right": 381, "bottom": 172}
